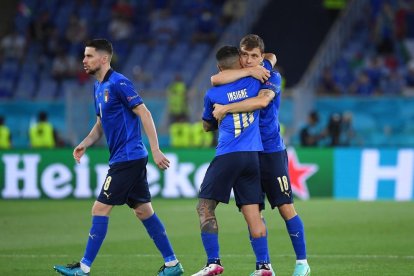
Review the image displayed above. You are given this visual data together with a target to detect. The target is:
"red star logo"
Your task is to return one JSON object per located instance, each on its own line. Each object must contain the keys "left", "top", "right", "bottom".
{"left": 287, "top": 148, "right": 318, "bottom": 200}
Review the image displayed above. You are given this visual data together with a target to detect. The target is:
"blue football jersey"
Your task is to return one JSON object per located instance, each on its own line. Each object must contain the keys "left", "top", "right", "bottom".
{"left": 260, "top": 60, "right": 285, "bottom": 153}
{"left": 94, "top": 69, "right": 148, "bottom": 164}
{"left": 203, "top": 76, "right": 263, "bottom": 156}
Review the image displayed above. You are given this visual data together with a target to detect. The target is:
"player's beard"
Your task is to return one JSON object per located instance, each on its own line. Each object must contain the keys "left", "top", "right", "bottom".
{"left": 86, "top": 65, "right": 100, "bottom": 76}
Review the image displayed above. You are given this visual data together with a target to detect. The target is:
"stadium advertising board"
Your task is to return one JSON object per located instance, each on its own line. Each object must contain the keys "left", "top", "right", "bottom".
{"left": 335, "top": 148, "right": 414, "bottom": 201}
{"left": 0, "top": 148, "right": 328, "bottom": 200}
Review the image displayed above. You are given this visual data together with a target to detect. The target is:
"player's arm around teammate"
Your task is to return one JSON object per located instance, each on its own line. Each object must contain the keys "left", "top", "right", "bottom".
{"left": 212, "top": 89, "right": 275, "bottom": 122}
{"left": 209, "top": 34, "right": 311, "bottom": 276}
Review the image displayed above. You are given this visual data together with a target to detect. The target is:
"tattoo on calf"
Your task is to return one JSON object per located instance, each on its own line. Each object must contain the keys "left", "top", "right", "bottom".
{"left": 201, "top": 218, "right": 218, "bottom": 233}
{"left": 197, "top": 199, "right": 218, "bottom": 233}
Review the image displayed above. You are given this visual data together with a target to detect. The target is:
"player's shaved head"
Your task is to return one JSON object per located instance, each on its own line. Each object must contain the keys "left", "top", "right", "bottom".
{"left": 240, "top": 34, "right": 265, "bottom": 53}
{"left": 216, "top": 45, "right": 240, "bottom": 70}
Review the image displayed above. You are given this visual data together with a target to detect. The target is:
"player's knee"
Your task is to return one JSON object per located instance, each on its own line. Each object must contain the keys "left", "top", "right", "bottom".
{"left": 196, "top": 199, "right": 216, "bottom": 217}
{"left": 278, "top": 203, "right": 297, "bottom": 220}
{"left": 133, "top": 208, "right": 144, "bottom": 219}
{"left": 250, "top": 226, "right": 267, "bottom": 238}
{"left": 133, "top": 203, "right": 154, "bottom": 220}
{"left": 91, "top": 201, "right": 112, "bottom": 216}
{"left": 196, "top": 202, "right": 204, "bottom": 217}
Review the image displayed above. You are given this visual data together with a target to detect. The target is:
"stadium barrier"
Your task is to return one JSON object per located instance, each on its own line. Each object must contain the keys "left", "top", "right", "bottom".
{"left": 0, "top": 148, "right": 413, "bottom": 201}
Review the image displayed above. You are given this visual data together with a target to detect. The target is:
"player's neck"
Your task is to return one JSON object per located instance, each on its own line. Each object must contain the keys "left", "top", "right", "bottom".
{"left": 96, "top": 66, "right": 111, "bottom": 83}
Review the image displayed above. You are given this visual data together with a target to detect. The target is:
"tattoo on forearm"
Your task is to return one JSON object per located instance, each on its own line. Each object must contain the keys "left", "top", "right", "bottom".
{"left": 263, "top": 90, "right": 272, "bottom": 97}
{"left": 259, "top": 90, "right": 273, "bottom": 98}
{"left": 197, "top": 199, "right": 218, "bottom": 233}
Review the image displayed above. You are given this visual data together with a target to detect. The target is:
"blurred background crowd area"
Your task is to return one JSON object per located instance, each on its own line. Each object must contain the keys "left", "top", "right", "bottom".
{"left": 0, "top": 0, "right": 414, "bottom": 149}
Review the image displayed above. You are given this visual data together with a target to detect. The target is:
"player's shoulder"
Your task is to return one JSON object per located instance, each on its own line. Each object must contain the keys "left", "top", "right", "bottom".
{"left": 263, "top": 59, "right": 274, "bottom": 71}
{"left": 110, "top": 71, "right": 133, "bottom": 86}
{"left": 206, "top": 85, "right": 217, "bottom": 95}
{"left": 271, "top": 70, "right": 282, "bottom": 79}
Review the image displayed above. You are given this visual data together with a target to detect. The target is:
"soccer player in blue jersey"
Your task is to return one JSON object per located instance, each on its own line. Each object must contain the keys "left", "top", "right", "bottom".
{"left": 192, "top": 46, "right": 276, "bottom": 276}
{"left": 53, "top": 39, "right": 184, "bottom": 276}
{"left": 211, "top": 34, "right": 311, "bottom": 276}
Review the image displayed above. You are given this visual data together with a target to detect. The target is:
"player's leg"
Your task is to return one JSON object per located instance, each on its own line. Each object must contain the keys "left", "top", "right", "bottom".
{"left": 260, "top": 151, "right": 310, "bottom": 276}
{"left": 247, "top": 215, "right": 275, "bottom": 275}
{"left": 54, "top": 160, "right": 125, "bottom": 276}
{"left": 127, "top": 157, "right": 183, "bottom": 275}
{"left": 192, "top": 155, "right": 235, "bottom": 276}
{"left": 279, "top": 204, "right": 310, "bottom": 276}
{"left": 53, "top": 201, "right": 112, "bottom": 275}
{"left": 133, "top": 202, "right": 184, "bottom": 275}
{"left": 240, "top": 205, "right": 273, "bottom": 276}
{"left": 191, "top": 198, "right": 224, "bottom": 276}
{"left": 234, "top": 152, "right": 273, "bottom": 276}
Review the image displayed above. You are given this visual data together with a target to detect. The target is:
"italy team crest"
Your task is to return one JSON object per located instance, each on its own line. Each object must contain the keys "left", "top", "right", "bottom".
{"left": 104, "top": 89, "right": 109, "bottom": 103}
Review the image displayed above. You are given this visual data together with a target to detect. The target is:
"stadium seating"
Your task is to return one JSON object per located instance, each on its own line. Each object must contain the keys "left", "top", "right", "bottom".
{"left": 1, "top": 0, "right": 414, "bottom": 148}
{"left": 0, "top": 0, "right": 227, "bottom": 147}
{"left": 6, "top": 0, "right": 225, "bottom": 99}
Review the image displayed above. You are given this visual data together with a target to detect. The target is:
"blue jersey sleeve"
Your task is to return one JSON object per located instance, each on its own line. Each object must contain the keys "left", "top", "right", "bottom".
{"left": 116, "top": 78, "right": 143, "bottom": 109}
{"left": 263, "top": 59, "right": 273, "bottom": 71}
{"left": 260, "top": 71, "right": 282, "bottom": 95}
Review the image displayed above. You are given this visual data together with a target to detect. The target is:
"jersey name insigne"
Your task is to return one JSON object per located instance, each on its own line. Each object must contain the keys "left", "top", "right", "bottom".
{"left": 203, "top": 76, "right": 265, "bottom": 156}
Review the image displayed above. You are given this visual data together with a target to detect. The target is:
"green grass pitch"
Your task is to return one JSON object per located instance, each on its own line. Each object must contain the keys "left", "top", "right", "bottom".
{"left": 0, "top": 199, "right": 413, "bottom": 275}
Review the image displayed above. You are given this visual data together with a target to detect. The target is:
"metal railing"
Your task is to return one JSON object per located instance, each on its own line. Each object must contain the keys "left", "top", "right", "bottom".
{"left": 291, "top": 0, "right": 369, "bottom": 132}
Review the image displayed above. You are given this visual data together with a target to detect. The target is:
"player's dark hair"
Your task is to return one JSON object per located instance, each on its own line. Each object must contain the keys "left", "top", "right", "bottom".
{"left": 215, "top": 45, "right": 240, "bottom": 70}
{"left": 85, "top": 39, "right": 113, "bottom": 55}
{"left": 240, "top": 34, "right": 265, "bottom": 53}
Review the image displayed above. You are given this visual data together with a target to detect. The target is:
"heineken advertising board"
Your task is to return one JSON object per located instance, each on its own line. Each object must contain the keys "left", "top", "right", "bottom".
{"left": 0, "top": 148, "right": 329, "bottom": 200}
{"left": 4, "top": 148, "right": 412, "bottom": 200}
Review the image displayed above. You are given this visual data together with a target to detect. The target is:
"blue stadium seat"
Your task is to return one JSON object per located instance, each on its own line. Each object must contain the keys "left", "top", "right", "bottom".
{"left": 14, "top": 73, "right": 36, "bottom": 99}
{"left": 34, "top": 78, "right": 58, "bottom": 100}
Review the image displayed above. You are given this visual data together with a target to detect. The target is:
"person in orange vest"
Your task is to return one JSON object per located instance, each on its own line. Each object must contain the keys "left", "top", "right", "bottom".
{"left": 0, "top": 116, "right": 11, "bottom": 149}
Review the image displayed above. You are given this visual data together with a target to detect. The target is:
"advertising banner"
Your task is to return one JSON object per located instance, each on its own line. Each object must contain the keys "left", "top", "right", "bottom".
{"left": 335, "top": 148, "right": 414, "bottom": 201}
{"left": 0, "top": 148, "right": 328, "bottom": 199}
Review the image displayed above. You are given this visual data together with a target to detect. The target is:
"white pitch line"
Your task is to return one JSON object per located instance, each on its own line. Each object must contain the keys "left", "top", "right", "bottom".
{"left": 0, "top": 253, "right": 413, "bottom": 259}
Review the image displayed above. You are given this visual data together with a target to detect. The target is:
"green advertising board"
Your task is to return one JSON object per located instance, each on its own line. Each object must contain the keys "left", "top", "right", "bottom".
{"left": 0, "top": 148, "right": 331, "bottom": 199}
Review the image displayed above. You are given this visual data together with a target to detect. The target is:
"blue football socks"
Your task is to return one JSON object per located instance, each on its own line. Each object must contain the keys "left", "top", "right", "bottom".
{"left": 81, "top": 215, "right": 109, "bottom": 267}
{"left": 285, "top": 215, "right": 307, "bottom": 260}
{"left": 201, "top": 232, "right": 220, "bottom": 264}
{"left": 251, "top": 236, "right": 270, "bottom": 266}
{"left": 248, "top": 218, "right": 270, "bottom": 264}
{"left": 142, "top": 213, "right": 176, "bottom": 262}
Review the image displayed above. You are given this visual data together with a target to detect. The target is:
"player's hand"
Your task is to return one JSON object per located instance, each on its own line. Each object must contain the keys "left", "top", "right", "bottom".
{"left": 249, "top": 65, "right": 270, "bottom": 83}
{"left": 73, "top": 144, "right": 86, "bottom": 164}
{"left": 152, "top": 149, "right": 170, "bottom": 170}
{"left": 213, "top": 103, "right": 227, "bottom": 122}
